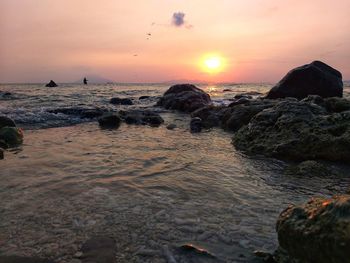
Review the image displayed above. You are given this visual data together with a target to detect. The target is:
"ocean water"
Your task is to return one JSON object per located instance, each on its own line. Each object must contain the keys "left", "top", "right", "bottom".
{"left": 0, "top": 83, "right": 350, "bottom": 263}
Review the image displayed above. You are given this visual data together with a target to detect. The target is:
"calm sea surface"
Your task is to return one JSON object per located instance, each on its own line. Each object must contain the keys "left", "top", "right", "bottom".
{"left": 1, "top": 83, "right": 350, "bottom": 262}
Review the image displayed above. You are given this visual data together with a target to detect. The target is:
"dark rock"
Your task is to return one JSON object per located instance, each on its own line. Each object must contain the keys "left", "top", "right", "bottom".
{"left": 190, "top": 117, "right": 202, "bottom": 133}
{"left": 119, "top": 110, "right": 164, "bottom": 127}
{"left": 166, "top": 123, "right": 177, "bottom": 130}
{"left": 139, "top": 96, "right": 150, "bottom": 100}
{"left": 234, "top": 94, "right": 252, "bottom": 100}
{"left": 98, "top": 114, "right": 121, "bottom": 129}
{"left": 0, "top": 255, "right": 54, "bottom": 263}
{"left": 191, "top": 105, "right": 225, "bottom": 129}
{"left": 233, "top": 99, "right": 350, "bottom": 162}
{"left": 81, "top": 236, "right": 115, "bottom": 263}
{"left": 0, "top": 127, "right": 23, "bottom": 147}
{"left": 0, "top": 116, "right": 16, "bottom": 129}
{"left": 276, "top": 195, "right": 350, "bottom": 263}
{"left": 266, "top": 61, "right": 343, "bottom": 99}
{"left": 223, "top": 89, "right": 232, "bottom": 92}
{"left": 222, "top": 100, "right": 277, "bottom": 132}
{"left": 228, "top": 98, "right": 251, "bottom": 107}
{"left": 45, "top": 80, "right": 58, "bottom": 87}
{"left": 0, "top": 140, "right": 8, "bottom": 149}
{"left": 324, "top": 97, "right": 350, "bottom": 113}
{"left": 0, "top": 148, "right": 3, "bottom": 159}
{"left": 157, "top": 84, "right": 211, "bottom": 112}
{"left": 48, "top": 107, "right": 105, "bottom": 118}
{"left": 110, "top": 97, "right": 133, "bottom": 105}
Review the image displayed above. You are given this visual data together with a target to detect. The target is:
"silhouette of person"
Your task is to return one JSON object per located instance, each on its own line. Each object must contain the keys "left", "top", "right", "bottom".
{"left": 83, "top": 77, "right": 88, "bottom": 85}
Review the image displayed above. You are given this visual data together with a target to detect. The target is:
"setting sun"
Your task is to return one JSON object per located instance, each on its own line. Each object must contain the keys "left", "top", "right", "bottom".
{"left": 200, "top": 55, "right": 226, "bottom": 74}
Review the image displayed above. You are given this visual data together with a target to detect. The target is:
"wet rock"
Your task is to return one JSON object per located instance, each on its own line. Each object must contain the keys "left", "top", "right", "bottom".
{"left": 0, "top": 116, "right": 16, "bottom": 129}
{"left": 0, "top": 255, "right": 54, "bottom": 263}
{"left": 110, "top": 97, "right": 133, "bottom": 105}
{"left": 98, "top": 114, "right": 121, "bottom": 129}
{"left": 222, "top": 100, "right": 276, "bottom": 132}
{"left": 166, "top": 123, "right": 177, "bottom": 130}
{"left": 0, "top": 127, "right": 23, "bottom": 147}
{"left": 45, "top": 80, "right": 58, "bottom": 87}
{"left": 48, "top": 107, "right": 105, "bottom": 118}
{"left": 223, "top": 89, "right": 232, "bottom": 92}
{"left": 233, "top": 99, "right": 350, "bottom": 162}
{"left": 234, "top": 94, "right": 253, "bottom": 100}
{"left": 324, "top": 97, "right": 350, "bottom": 113}
{"left": 276, "top": 195, "right": 350, "bottom": 263}
{"left": 253, "top": 250, "right": 276, "bottom": 263}
{"left": 266, "top": 61, "right": 343, "bottom": 99}
{"left": 191, "top": 105, "right": 224, "bottom": 128}
{"left": 81, "top": 236, "right": 115, "bottom": 263}
{"left": 139, "top": 95, "right": 150, "bottom": 100}
{"left": 0, "top": 139, "right": 8, "bottom": 149}
{"left": 284, "top": 160, "right": 333, "bottom": 177}
{"left": 0, "top": 148, "right": 4, "bottom": 159}
{"left": 119, "top": 110, "right": 164, "bottom": 127}
{"left": 190, "top": 117, "right": 202, "bottom": 133}
{"left": 157, "top": 84, "right": 211, "bottom": 113}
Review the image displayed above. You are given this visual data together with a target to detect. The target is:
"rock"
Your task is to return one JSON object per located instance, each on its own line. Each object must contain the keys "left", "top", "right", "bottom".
{"left": 234, "top": 94, "right": 252, "bottom": 100}
{"left": 266, "top": 61, "right": 343, "bottom": 99}
{"left": 157, "top": 84, "right": 211, "bottom": 112}
{"left": 222, "top": 100, "right": 277, "bottom": 132}
{"left": 276, "top": 195, "right": 350, "bottom": 263}
{"left": 119, "top": 110, "right": 164, "bottom": 127}
{"left": 81, "top": 236, "right": 115, "bottom": 263}
{"left": 324, "top": 97, "right": 350, "bottom": 113}
{"left": 45, "top": 80, "right": 58, "bottom": 87}
{"left": 139, "top": 96, "right": 150, "bottom": 100}
{"left": 48, "top": 107, "right": 105, "bottom": 118}
{"left": 233, "top": 99, "right": 350, "bottom": 162}
{"left": 284, "top": 160, "right": 333, "bottom": 177}
{"left": 98, "top": 114, "right": 121, "bottom": 129}
{"left": 0, "top": 139, "right": 8, "bottom": 149}
{"left": 0, "top": 116, "right": 16, "bottom": 129}
{"left": 0, "top": 127, "right": 23, "bottom": 147}
{"left": 190, "top": 117, "right": 202, "bottom": 133}
{"left": 0, "top": 255, "right": 54, "bottom": 263}
{"left": 0, "top": 148, "right": 3, "bottom": 159}
{"left": 191, "top": 105, "right": 224, "bottom": 128}
{"left": 110, "top": 97, "right": 133, "bottom": 105}
{"left": 166, "top": 123, "right": 177, "bottom": 130}
{"left": 223, "top": 89, "right": 232, "bottom": 92}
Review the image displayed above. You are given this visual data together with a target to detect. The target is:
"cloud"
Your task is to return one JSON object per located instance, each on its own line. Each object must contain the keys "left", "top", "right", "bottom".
{"left": 172, "top": 12, "right": 186, "bottom": 27}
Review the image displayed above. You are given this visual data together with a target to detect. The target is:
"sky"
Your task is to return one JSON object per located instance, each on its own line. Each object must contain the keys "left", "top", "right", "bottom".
{"left": 0, "top": 0, "right": 349, "bottom": 83}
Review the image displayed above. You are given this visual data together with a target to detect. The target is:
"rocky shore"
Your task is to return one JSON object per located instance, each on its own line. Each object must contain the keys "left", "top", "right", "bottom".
{"left": 1, "top": 60, "right": 349, "bottom": 263}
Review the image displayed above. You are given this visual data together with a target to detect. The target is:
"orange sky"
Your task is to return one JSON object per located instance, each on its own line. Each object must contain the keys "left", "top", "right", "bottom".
{"left": 1, "top": 0, "right": 349, "bottom": 83}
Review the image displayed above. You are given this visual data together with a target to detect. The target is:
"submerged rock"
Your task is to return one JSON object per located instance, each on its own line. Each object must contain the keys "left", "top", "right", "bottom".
{"left": 98, "top": 114, "right": 121, "bottom": 129}
{"left": 266, "top": 61, "right": 343, "bottom": 99}
{"left": 0, "top": 127, "right": 23, "bottom": 147}
{"left": 190, "top": 117, "right": 202, "bottom": 133}
{"left": 48, "top": 107, "right": 105, "bottom": 118}
{"left": 119, "top": 110, "right": 164, "bottom": 127}
{"left": 233, "top": 99, "right": 350, "bottom": 162}
{"left": 81, "top": 236, "right": 116, "bottom": 263}
{"left": 139, "top": 95, "right": 150, "bottom": 100}
{"left": 0, "top": 148, "right": 3, "bottom": 159}
{"left": 157, "top": 84, "right": 211, "bottom": 112}
{"left": 110, "top": 97, "right": 133, "bottom": 105}
{"left": 0, "top": 116, "right": 16, "bottom": 129}
{"left": 284, "top": 160, "right": 333, "bottom": 177}
{"left": 45, "top": 80, "right": 58, "bottom": 87}
{"left": 276, "top": 195, "right": 350, "bottom": 263}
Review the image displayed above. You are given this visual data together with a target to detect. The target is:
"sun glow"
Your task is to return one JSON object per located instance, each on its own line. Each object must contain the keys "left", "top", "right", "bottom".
{"left": 200, "top": 54, "right": 226, "bottom": 74}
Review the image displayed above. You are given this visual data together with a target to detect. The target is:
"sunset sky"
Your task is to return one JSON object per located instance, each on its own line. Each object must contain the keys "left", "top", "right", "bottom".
{"left": 1, "top": 0, "right": 349, "bottom": 83}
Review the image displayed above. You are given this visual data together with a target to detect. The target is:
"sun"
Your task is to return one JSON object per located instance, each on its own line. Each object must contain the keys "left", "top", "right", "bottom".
{"left": 200, "top": 54, "right": 226, "bottom": 74}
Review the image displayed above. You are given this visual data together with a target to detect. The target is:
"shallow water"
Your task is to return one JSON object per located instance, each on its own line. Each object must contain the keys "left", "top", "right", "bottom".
{"left": 1, "top": 83, "right": 350, "bottom": 262}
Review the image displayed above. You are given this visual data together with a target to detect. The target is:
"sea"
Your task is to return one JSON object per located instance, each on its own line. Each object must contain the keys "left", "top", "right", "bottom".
{"left": 0, "top": 83, "right": 350, "bottom": 263}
